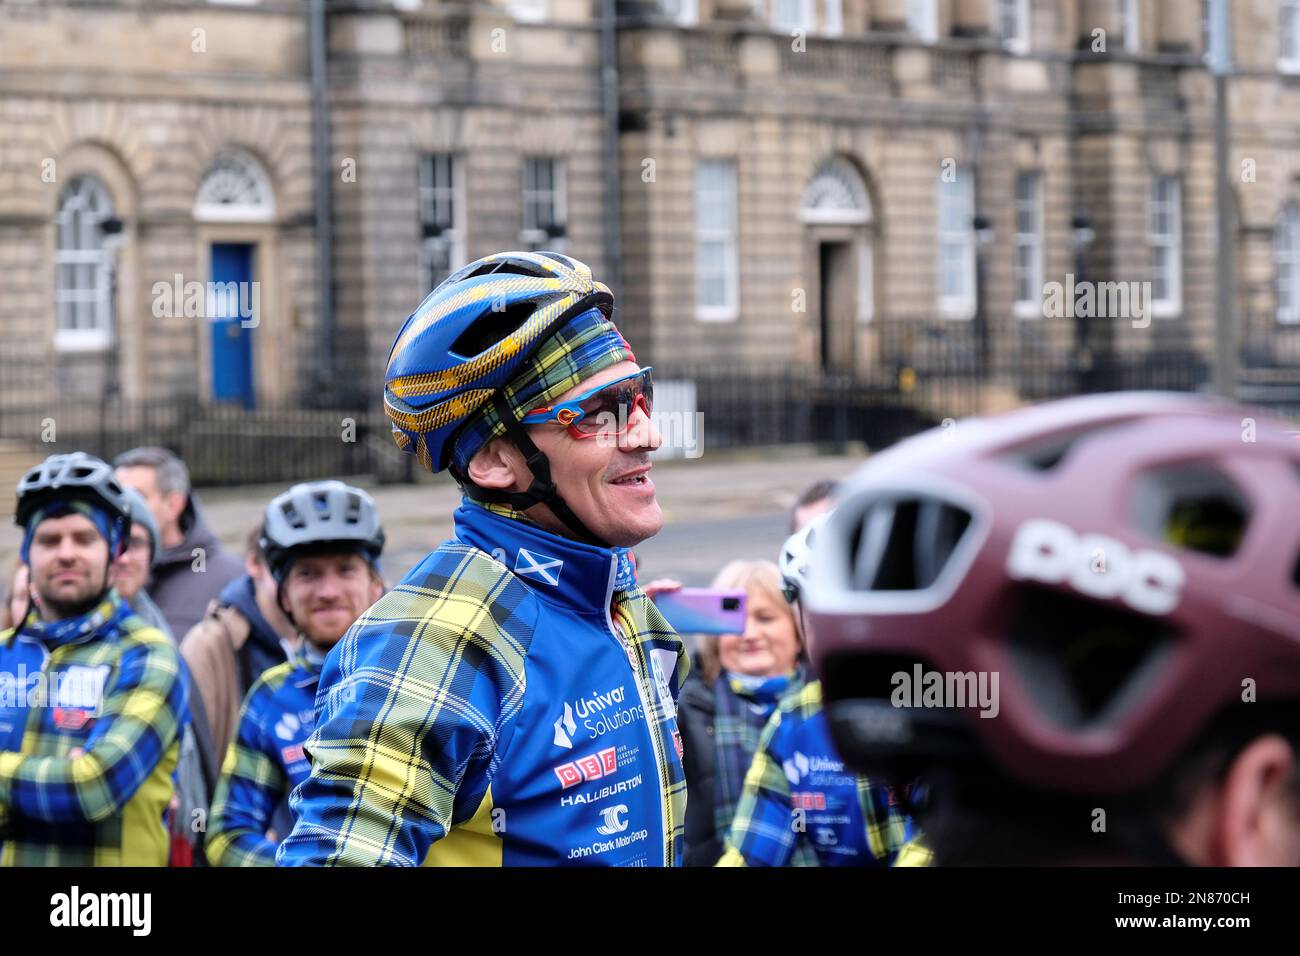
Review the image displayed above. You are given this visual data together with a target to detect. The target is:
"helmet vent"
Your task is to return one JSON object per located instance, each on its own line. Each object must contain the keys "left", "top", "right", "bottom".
{"left": 344, "top": 492, "right": 362, "bottom": 525}
{"left": 459, "top": 259, "right": 548, "bottom": 282}
{"left": 280, "top": 501, "right": 307, "bottom": 531}
{"left": 1007, "top": 586, "right": 1175, "bottom": 730}
{"left": 850, "top": 498, "right": 972, "bottom": 592}
{"left": 449, "top": 300, "right": 548, "bottom": 360}
{"left": 1133, "top": 465, "right": 1248, "bottom": 558}
{"left": 1003, "top": 431, "right": 1093, "bottom": 472}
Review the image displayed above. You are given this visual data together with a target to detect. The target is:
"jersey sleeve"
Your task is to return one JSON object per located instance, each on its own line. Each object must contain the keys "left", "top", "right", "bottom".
{"left": 857, "top": 778, "right": 918, "bottom": 865}
{"left": 716, "top": 704, "right": 800, "bottom": 868}
{"left": 276, "top": 562, "right": 534, "bottom": 867}
{"left": 0, "top": 629, "right": 187, "bottom": 824}
{"left": 205, "top": 676, "right": 288, "bottom": 867}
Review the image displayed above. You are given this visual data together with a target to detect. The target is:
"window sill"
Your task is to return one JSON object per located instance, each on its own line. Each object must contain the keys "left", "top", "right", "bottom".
{"left": 696, "top": 307, "right": 739, "bottom": 322}
{"left": 54, "top": 333, "right": 111, "bottom": 353}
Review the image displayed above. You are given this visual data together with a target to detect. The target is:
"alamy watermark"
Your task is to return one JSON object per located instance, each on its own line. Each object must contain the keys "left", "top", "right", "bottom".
{"left": 589, "top": 407, "right": 705, "bottom": 459}
{"left": 1042, "top": 274, "right": 1152, "bottom": 329}
{"left": 0, "top": 663, "right": 110, "bottom": 710}
{"left": 151, "top": 274, "right": 260, "bottom": 328}
{"left": 891, "top": 664, "right": 1000, "bottom": 719}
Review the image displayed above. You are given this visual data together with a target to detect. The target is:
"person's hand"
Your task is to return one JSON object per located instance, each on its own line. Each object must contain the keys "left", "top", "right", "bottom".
{"left": 644, "top": 579, "right": 683, "bottom": 601}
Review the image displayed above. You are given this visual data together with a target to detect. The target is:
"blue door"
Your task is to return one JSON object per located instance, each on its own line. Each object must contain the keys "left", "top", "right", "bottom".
{"left": 210, "top": 243, "right": 256, "bottom": 409}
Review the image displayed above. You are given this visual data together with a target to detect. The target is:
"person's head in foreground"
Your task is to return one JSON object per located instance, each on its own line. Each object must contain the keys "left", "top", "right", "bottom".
{"left": 384, "top": 251, "right": 662, "bottom": 549}
{"left": 15, "top": 451, "right": 134, "bottom": 622}
{"left": 259, "top": 480, "right": 386, "bottom": 653}
{"left": 806, "top": 391, "right": 1300, "bottom": 866}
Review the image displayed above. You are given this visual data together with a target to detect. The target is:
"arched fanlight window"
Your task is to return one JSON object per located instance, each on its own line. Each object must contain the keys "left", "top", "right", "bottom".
{"left": 194, "top": 149, "right": 275, "bottom": 222}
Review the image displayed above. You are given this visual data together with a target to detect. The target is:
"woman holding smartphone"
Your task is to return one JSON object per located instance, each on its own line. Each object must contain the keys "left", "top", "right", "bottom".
{"left": 667, "top": 560, "right": 813, "bottom": 867}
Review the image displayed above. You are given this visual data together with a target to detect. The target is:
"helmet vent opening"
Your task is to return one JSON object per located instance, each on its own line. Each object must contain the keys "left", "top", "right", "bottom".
{"left": 1007, "top": 586, "right": 1175, "bottom": 730}
{"left": 1002, "top": 429, "right": 1098, "bottom": 472}
{"left": 1133, "top": 465, "right": 1248, "bottom": 558}
{"left": 281, "top": 502, "right": 307, "bottom": 531}
{"left": 821, "top": 651, "right": 943, "bottom": 708}
{"left": 850, "top": 498, "right": 972, "bottom": 592}
{"left": 458, "top": 260, "right": 545, "bottom": 282}
{"left": 449, "top": 300, "right": 546, "bottom": 359}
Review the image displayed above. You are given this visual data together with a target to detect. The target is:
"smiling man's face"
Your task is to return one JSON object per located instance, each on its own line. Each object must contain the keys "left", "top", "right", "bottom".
{"left": 280, "top": 552, "right": 383, "bottom": 650}
{"left": 471, "top": 361, "right": 665, "bottom": 548}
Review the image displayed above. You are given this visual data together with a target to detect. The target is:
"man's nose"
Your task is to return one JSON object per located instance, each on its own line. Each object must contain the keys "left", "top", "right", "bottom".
{"left": 620, "top": 396, "right": 661, "bottom": 452}
{"left": 312, "top": 571, "right": 344, "bottom": 600}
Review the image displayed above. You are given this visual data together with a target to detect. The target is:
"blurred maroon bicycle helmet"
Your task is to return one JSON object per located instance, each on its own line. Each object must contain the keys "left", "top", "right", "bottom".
{"left": 807, "top": 391, "right": 1300, "bottom": 796}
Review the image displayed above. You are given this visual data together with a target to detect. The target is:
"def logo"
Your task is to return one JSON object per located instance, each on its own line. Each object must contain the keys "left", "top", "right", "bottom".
{"left": 1006, "top": 518, "right": 1185, "bottom": 615}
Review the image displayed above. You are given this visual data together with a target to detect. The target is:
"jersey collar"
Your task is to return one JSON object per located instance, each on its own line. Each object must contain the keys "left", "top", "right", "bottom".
{"left": 453, "top": 499, "right": 638, "bottom": 613}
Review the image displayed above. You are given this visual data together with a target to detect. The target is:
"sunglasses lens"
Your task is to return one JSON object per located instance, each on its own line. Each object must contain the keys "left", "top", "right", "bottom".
{"left": 574, "top": 371, "right": 653, "bottom": 435}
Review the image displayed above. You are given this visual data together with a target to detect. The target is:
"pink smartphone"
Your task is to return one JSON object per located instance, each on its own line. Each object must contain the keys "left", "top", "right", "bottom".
{"left": 653, "top": 588, "right": 747, "bottom": 635}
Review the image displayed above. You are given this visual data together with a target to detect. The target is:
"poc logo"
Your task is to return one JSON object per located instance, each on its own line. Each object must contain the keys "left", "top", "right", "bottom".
{"left": 1006, "top": 518, "right": 1185, "bottom": 615}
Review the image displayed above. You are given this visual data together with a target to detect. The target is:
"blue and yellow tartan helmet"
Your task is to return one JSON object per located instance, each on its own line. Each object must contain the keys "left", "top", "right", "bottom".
{"left": 384, "top": 251, "right": 614, "bottom": 473}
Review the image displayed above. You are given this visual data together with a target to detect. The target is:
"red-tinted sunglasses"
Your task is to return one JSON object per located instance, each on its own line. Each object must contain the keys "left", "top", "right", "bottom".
{"left": 521, "top": 367, "right": 654, "bottom": 440}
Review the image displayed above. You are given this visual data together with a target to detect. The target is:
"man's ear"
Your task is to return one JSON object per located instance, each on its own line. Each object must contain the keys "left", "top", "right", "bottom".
{"left": 466, "top": 437, "right": 524, "bottom": 491}
{"left": 164, "top": 490, "right": 188, "bottom": 525}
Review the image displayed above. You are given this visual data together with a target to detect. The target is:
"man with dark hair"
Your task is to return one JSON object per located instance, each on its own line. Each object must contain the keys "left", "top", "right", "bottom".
{"left": 114, "top": 446, "right": 244, "bottom": 638}
{"left": 789, "top": 478, "right": 837, "bottom": 534}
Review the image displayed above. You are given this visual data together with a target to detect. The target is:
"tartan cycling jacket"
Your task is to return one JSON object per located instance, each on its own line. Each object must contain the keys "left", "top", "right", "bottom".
{"left": 277, "top": 500, "right": 689, "bottom": 866}
{"left": 206, "top": 650, "right": 322, "bottom": 866}
{"left": 0, "top": 592, "right": 188, "bottom": 866}
{"left": 718, "top": 681, "right": 915, "bottom": 867}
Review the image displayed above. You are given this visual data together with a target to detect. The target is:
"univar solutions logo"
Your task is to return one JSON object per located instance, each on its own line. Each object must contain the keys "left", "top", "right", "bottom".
{"left": 274, "top": 712, "right": 301, "bottom": 742}
{"left": 553, "top": 685, "right": 633, "bottom": 749}
{"left": 553, "top": 702, "right": 578, "bottom": 749}
{"left": 50, "top": 886, "right": 151, "bottom": 937}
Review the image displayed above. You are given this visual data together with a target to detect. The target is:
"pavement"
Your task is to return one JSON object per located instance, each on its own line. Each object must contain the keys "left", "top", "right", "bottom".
{"left": 0, "top": 450, "right": 866, "bottom": 588}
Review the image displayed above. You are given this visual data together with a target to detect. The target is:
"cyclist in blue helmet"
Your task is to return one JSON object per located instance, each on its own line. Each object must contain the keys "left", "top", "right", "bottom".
{"left": 279, "top": 251, "right": 690, "bottom": 866}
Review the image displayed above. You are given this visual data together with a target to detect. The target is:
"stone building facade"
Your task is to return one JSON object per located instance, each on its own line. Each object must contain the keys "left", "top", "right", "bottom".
{"left": 1, "top": 0, "right": 1298, "bottom": 428}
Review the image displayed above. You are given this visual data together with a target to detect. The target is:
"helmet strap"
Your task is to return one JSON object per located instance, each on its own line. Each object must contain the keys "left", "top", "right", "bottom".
{"left": 452, "top": 392, "right": 608, "bottom": 548}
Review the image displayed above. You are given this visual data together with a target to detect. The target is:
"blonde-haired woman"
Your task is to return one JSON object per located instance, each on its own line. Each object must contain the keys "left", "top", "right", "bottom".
{"left": 674, "top": 559, "right": 814, "bottom": 866}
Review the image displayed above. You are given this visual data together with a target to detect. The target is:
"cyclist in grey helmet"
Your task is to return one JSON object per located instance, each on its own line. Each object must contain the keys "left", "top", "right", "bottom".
{"left": 0, "top": 452, "right": 189, "bottom": 865}
{"left": 206, "top": 480, "right": 385, "bottom": 866}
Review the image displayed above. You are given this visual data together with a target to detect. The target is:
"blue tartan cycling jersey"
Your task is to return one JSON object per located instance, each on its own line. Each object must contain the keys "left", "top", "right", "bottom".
{"left": 720, "top": 681, "right": 915, "bottom": 867}
{"left": 277, "top": 501, "right": 689, "bottom": 867}
{"left": 206, "top": 651, "right": 322, "bottom": 866}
